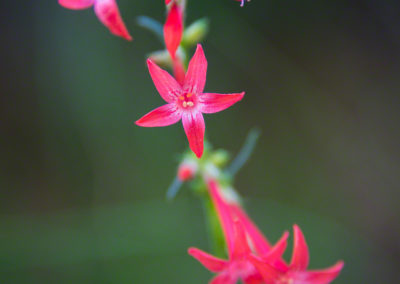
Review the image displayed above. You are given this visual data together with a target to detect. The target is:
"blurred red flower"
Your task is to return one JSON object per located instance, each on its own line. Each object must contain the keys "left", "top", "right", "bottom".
{"left": 59, "top": 0, "right": 132, "bottom": 40}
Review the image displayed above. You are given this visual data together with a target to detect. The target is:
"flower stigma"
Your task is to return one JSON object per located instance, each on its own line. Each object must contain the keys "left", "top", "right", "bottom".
{"left": 178, "top": 93, "right": 196, "bottom": 108}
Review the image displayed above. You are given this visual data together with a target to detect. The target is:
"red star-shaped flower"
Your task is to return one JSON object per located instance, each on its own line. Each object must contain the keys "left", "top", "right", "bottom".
{"left": 59, "top": 0, "right": 132, "bottom": 40}
{"left": 135, "top": 44, "right": 245, "bottom": 158}
{"left": 188, "top": 179, "right": 264, "bottom": 284}
{"left": 249, "top": 225, "right": 344, "bottom": 284}
{"left": 188, "top": 179, "right": 344, "bottom": 284}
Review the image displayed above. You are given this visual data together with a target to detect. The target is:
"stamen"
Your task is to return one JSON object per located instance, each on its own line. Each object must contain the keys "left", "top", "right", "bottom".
{"left": 187, "top": 93, "right": 193, "bottom": 98}
{"left": 179, "top": 96, "right": 185, "bottom": 100}
{"left": 183, "top": 101, "right": 187, "bottom": 108}
{"left": 187, "top": 102, "right": 194, "bottom": 107}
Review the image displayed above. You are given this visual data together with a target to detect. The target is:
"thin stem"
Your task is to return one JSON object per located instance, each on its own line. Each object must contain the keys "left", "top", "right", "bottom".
{"left": 226, "top": 128, "right": 261, "bottom": 177}
{"left": 202, "top": 193, "right": 227, "bottom": 258}
{"left": 136, "top": 16, "right": 164, "bottom": 43}
{"left": 166, "top": 177, "right": 183, "bottom": 200}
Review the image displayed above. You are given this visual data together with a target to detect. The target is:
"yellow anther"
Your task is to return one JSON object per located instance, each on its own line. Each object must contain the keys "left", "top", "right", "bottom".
{"left": 187, "top": 93, "right": 193, "bottom": 98}
{"left": 187, "top": 102, "right": 194, "bottom": 107}
{"left": 183, "top": 101, "right": 187, "bottom": 108}
{"left": 179, "top": 96, "right": 185, "bottom": 100}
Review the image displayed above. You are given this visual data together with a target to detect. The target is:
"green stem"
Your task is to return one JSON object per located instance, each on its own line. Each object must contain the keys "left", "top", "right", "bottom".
{"left": 201, "top": 191, "right": 227, "bottom": 258}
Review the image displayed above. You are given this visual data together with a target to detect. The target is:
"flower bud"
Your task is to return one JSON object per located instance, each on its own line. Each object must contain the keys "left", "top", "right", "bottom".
{"left": 177, "top": 159, "right": 198, "bottom": 181}
{"left": 164, "top": 1, "right": 183, "bottom": 59}
{"left": 181, "top": 18, "right": 209, "bottom": 48}
{"left": 148, "top": 47, "right": 186, "bottom": 70}
{"left": 210, "top": 149, "right": 230, "bottom": 168}
{"left": 148, "top": 50, "right": 171, "bottom": 68}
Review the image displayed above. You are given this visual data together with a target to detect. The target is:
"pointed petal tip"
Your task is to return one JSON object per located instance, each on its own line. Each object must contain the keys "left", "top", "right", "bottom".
{"left": 182, "top": 112, "right": 205, "bottom": 159}
{"left": 290, "top": 224, "right": 309, "bottom": 271}
{"left": 193, "top": 147, "right": 204, "bottom": 158}
{"left": 334, "top": 260, "right": 345, "bottom": 270}
{"left": 199, "top": 92, "right": 245, "bottom": 114}
{"left": 135, "top": 104, "right": 182, "bottom": 127}
{"left": 135, "top": 118, "right": 148, "bottom": 127}
{"left": 94, "top": 0, "right": 132, "bottom": 41}
{"left": 184, "top": 43, "right": 208, "bottom": 93}
{"left": 147, "top": 58, "right": 154, "bottom": 65}
{"left": 194, "top": 44, "right": 205, "bottom": 57}
{"left": 187, "top": 247, "right": 196, "bottom": 255}
{"left": 187, "top": 247, "right": 228, "bottom": 273}
{"left": 124, "top": 34, "right": 133, "bottom": 41}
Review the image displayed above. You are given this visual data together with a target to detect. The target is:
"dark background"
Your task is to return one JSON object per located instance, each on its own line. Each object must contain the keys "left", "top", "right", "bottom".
{"left": 1, "top": 0, "right": 400, "bottom": 283}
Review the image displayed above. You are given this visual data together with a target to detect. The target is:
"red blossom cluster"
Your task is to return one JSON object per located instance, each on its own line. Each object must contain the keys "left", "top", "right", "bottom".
{"left": 189, "top": 179, "right": 344, "bottom": 284}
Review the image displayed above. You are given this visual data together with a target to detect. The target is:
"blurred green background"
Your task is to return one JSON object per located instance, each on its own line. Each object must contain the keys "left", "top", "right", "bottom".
{"left": 1, "top": 0, "right": 400, "bottom": 283}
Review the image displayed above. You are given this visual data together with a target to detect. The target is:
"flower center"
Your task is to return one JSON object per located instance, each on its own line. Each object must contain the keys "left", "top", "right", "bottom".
{"left": 178, "top": 93, "right": 196, "bottom": 108}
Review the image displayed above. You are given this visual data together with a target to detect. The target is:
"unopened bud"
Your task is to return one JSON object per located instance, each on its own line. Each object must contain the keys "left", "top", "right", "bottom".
{"left": 148, "top": 47, "right": 186, "bottom": 70}
{"left": 177, "top": 159, "right": 198, "bottom": 181}
{"left": 210, "top": 150, "right": 230, "bottom": 168}
{"left": 148, "top": 50, "right": 170, "bottom": 68}
{"left": 221, "top": 186, "right": 241, "bottom": 205}
{"left": 181, "top": 18, "right": 209, "bottom": 48}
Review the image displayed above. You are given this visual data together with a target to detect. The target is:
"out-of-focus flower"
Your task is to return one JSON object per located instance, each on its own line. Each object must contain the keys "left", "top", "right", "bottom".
{"left": 177, "top": 159, "right": 198, "bottom": 181}
{"left": 59, "top": 0, "right": 132, "bottom": 40}
{"left": 249, "top": 225, "right": 344, "bottom": 284}
{"left": 188, "top": 179, "right": 344, "bottom": 284}
{"left": 135, "top": 44, "right": 244, "bottom": 158}
{"left": 164, "top": 1, "right": 183, "bottom": 59}
{"left": 188, "top": 179, "right": 263, "bottom": 283}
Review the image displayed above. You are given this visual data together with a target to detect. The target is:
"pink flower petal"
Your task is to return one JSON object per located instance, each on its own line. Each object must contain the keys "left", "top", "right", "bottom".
{"left": 229, "top": 204, "right": 271, "bottom": 256}
{"left": 147, "top": 59, "right": 183, "bottom": 103}
{"left": 165, "top": 0, "right": 172, "bottom": 4}
{"left": 262, "top": 231, "right": 290, "bottom": 272}
{"left": 199, "top": 92, "right": 245, "bottom": 114}
{"left": 59, "top": 0, "right": 95, "bottom": 9}
{"left": 182, "top": 111, "right": 205, "bottom": 158}
{"left": 183, "top": 44, "right": 207, "bottom": 94}
{"left": 94, "top": 0, "right": 132, "bottom": 41}
{"left": 163, "top": 2, "right": 183, "bottom": 59}
{"left": 264, "top": 231, "right": 289, "bottom": 260}
{"left": 243, "top": 274, "right": 264, "bottom": 284}
{"left": 289, "top": 225, "right": 310, "bottom": 271}
{"left": 207, "top": 179, "right": 236, "bottom": 256}
{"left": 231, "top": 219, "right": 251, "bottom": 259}
{"left": 295, "top": 261, "right": 344, "bottom": 284}
{"left": 188, "top": 247, "right": 228, "bottom": 273}
{"left": 135, "top": 104, "right": 181, "bottom": 127}
{"left": 248, "top": 255, "right": 281, "bottom": 284}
